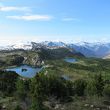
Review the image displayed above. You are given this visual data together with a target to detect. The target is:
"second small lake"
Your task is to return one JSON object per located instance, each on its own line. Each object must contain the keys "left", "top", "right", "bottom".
{"left": 64, "top": 58, "right": 77, "bottom": 63}
{"left": 6, "top": 65, "right": 43, "bottom": 78}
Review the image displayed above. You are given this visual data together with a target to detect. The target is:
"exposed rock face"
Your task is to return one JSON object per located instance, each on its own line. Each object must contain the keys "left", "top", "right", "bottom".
{"left": 0, "top": 44, "right": 84, "bottom": 67}
{"left": 0, "top": 50, "right": 44, "bottom": 67}
{"left": 23, "top": 57, "right": 28, "bottom": 64}
{"left": 32, "top": 55, "right": 42, "bottom": 66}
{"left": 23, "top": 54, "right": 43, "bottom": 67}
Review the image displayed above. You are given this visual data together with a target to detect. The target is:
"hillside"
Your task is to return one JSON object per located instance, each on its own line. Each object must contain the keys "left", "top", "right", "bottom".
{"left": 0, "top": 47, "right": 84, "bottom": 69}
{"left": 1, "top": 41, "right": 110, "bottom": 58}
{"left": 0, "top": 50, "right": 43, "bottom": 68}
{"left": 38, "top": 47, "right": 84, "bottom": 60}
{"left": 0, "top": 42, "right": 110, "bottom": 110}
{"left": 41, "top": 41, "right": 110, "bottom": 58}
{"left": 0, "top": 54, "right": 110, "bottom": 110}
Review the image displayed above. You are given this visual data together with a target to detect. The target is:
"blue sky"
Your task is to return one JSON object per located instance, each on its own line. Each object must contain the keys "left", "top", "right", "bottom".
{"left": 0, "top": 0, "right": 110, "bottom": 43}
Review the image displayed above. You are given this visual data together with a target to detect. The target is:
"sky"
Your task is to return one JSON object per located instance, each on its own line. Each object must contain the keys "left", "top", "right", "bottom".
{"left": 0, "top": 0, "right": 110, "bottom": 44}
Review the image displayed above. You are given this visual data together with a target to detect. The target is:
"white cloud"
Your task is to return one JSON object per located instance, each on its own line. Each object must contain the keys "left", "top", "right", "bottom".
{"left": 7, "top": 14, "right": 53, "bottom": 21}
{"left": 62, "top": 17, "right": 80, "bottom": 22}
{"left": 0, "top": 6, "right": 31, "bottom": 12}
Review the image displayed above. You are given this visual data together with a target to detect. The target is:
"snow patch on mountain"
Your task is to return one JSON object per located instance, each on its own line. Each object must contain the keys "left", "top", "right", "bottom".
{"left": 0, "top": 41, "right": 32, "bottom": 50}
{"left": 1, "top": 41, "right": 110, "bottom": 58}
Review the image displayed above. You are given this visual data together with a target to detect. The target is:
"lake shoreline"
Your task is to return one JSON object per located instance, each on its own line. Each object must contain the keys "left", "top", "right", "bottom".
{"left": 5, "top": 64, "right": 43, "bottom": 78}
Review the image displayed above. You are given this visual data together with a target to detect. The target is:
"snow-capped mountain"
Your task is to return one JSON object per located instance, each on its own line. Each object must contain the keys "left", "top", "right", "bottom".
{"left": 72, "top": 42, "right": 110, "bottom": 57}
{"left": 41, "top": 41, "right": 110, "bottom": 58}
{"left": 1, "top": 41, "right": 110, "bottom": 58}
{"left": 41, "top": 41, "right": 66, "bottom": 48}
{"left": 0, "top": 42, "right": 32, "bottom": 50}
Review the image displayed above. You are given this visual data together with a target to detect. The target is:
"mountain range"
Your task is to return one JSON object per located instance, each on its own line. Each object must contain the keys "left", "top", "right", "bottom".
{"left": 1, "top": 41, "right": 110, "bottom": 58}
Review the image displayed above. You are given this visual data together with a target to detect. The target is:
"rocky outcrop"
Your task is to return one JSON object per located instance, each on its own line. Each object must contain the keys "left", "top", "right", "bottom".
{"left": 32, "top": 55, "right": 43, "bottom": 67}
{"left": 23, "top": 54, "right": 44, "bottom": 67}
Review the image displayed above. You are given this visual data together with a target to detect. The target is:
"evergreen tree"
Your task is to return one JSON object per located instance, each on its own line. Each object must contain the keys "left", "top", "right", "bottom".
{"left": 16, "top": 78, "right": 28, "bottom": 101}
{"left": 86, "top": 80, "right": 97, "bottom": 96}
{"left": 0, "top": 71, "right": 18, "bottom": 96}
{"left": 94, "top": 74, "right": 104, "bottom": 96}
{"left": 103, "top": 84, "right": 110, "bottom": 99}
{"left": 74, "top": 79, "right": 87, "bottom": 96}
{"left": 30, "top": 75, "right": 46, "bottom": 110}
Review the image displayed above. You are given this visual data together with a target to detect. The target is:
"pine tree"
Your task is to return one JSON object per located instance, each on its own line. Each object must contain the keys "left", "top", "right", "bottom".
{"left": 94, "top": 74, "right": 104, "bottom": 96}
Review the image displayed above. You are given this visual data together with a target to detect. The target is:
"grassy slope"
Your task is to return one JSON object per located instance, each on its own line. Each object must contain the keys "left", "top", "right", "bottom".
{"left": 1, "top": 49, "right": 110, "bottom": 110}
{"left": 42, "top": 57, "right": 110, "bottom": 110}
{"left": 0, "top": 50, "right": 40, "bottom": 68}
{"left": 1, "top": 57, "right": 110, "bottom": 110}
{"left": 0, "top": 47, "right": 83, "bottom": 69}
{"left": 0, "top": 48, "right": 110, "bottom": 86}
{"left": 44, "top": 57, "right": 110, "bottom": 81}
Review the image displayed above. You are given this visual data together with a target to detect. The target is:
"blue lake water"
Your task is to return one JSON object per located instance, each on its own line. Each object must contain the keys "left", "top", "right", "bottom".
{"left": 64, "top": 58, "right": 77, "bottom": 63}
{"left": 6, "top": 65, "right": 43, "bottom": 78}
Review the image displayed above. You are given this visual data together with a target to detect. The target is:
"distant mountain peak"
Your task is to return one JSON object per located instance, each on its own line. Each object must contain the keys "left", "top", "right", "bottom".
{"left": 0, "top": 41, "right": 110, "bottom": 58}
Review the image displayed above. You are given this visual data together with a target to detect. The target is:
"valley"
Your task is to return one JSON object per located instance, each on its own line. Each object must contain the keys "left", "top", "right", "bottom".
{"left": 0, "top": 43, "right": 110, "bottom": 110}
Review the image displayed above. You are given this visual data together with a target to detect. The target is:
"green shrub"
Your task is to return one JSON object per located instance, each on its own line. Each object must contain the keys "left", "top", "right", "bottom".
{"left": 74, "top": 79, "right": 87, "bottom": 96}
{"left": 94, "top": 74, "right": 104, "bottom": 96}
{"left": 0, "top": 71, "right": 18, "bottom": 96}
{"left": 16, "top": 79, "right": 30, "bottom": 101}
{"left": 13, "top": 105, "right": 22, "bottom": 110}
{"left": 86, "top": 80, "right": 97, "bottom": 96}
{"left": 103, "top": 84, "right": 110, "bottom": 98}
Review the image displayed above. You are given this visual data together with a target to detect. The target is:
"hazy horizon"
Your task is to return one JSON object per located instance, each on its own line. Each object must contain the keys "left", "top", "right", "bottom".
{"left": 1, "top": 39, "right": 110, "bottom": 47}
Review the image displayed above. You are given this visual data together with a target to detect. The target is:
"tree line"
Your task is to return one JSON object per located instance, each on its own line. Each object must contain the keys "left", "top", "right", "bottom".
{"left": 0, "top": 71, "right": 110, "bottom": 110}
